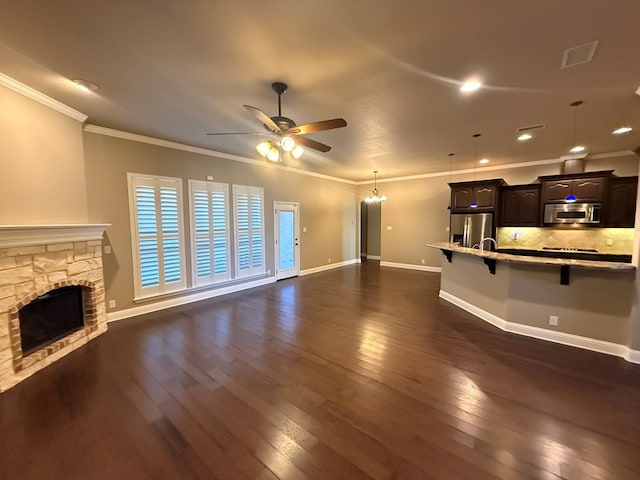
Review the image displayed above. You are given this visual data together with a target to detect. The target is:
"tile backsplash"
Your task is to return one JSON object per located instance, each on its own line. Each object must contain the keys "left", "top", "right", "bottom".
{"left": 497, "top": 227, "right": 635, "bottom": 254}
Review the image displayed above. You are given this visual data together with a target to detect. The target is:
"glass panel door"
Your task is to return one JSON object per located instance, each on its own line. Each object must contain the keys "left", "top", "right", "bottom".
{"left": 274, "top": 202, "right": 300, "bottom": 280}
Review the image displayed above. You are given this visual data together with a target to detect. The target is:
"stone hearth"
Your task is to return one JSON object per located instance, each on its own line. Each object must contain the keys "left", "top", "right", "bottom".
{"left": 0, "top": 225, "right": 109, "bottom": 392}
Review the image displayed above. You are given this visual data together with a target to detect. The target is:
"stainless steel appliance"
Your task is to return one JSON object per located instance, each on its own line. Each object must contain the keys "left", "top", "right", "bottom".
{"left": 543, "top": 203, "right": 601, "bottom": 224}
{"left": 450, "top": 213, "right": 494, "bottom": 248}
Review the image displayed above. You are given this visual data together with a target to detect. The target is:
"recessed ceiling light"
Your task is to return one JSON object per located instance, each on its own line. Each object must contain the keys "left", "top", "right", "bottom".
{"left": 612, "top": 126, "right": 632, "bottom": 135}
{"left": 460, "top": 80, "right": 482, "bottom": 93}
{"left": 569, "top": 145, "right": 585, "bottom": 153}
{"left": 517, "top": 133, "right": 533, "bottom": 141}
{"left": 479, "top": 158, "right": 489, "bottom": 164}
{"left": 72, "top": 79, "right": 98, "bottom": 94}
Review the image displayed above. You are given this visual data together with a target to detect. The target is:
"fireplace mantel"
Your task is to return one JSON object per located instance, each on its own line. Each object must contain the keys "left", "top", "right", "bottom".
{"left": 0, "top": 224, "right": 110, "bottom": 248}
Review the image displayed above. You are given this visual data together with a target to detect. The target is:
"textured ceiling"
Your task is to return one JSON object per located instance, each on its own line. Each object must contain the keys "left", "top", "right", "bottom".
{"left": 1, "top": 0, "right": 639, "bottom": 181}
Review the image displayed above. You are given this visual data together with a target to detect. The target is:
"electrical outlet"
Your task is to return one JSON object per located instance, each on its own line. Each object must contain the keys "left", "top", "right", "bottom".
{"left": 421, "top": 259, "right": 425, "bottom": 264}
{"left": 303, "top": 227, "right": 307, "bottom": 233}
{"left": 104, "top": 245, "right": 112, "bottom": 254}
{"left": 386, "top": 226, "right": 392, "bottom": 231}
{"left": 445, "top": 226, "right": 450, "bottom": 232}
{"left": 267, "top": 269, "right": 271, "bottom": 275}
{"left": 511, "top": 231, "right": 521, "bottom": 241}
{"left": 108, "top": 300, "right": 116, "bottom": 309}
{"left": 606, "top": 238, "right": 614, "bottom": 246}
{"left": 549, "top": 315, "right": 559, "bottom": 326}
{"left": 328, "top": 258, "right": 331, "bottom": 263}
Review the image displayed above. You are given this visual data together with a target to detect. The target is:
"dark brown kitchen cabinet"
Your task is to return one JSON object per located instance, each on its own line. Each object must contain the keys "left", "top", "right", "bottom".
{"left": 449, "top": 179, "right": 505, "bottom": 212}
{"left": 498, "top": 185, "right": 541, "bottom": 226}
{"left": 605, "top": 176, "right": 638, "bottom": 227}
{"left": 539, "top": 171, "right": 612, "bottom": 203}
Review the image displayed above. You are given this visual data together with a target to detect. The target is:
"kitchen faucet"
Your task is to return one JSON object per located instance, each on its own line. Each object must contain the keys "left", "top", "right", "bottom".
{"left": 478, "top": 237, "right": 497, "bottom": 251}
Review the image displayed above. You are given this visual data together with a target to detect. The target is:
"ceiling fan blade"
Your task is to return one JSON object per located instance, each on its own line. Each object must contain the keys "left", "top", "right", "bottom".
{"left": 288, "top": 118, "right": 347, "bottom": 135}
{"left": 293, "top": 135, "right": 332, "bottom": 153}
{"left": 243, "top": 105, "right": 281, "bottom": 133}
{"left": 206, "top": 132, "right": 271, "bottom": 136}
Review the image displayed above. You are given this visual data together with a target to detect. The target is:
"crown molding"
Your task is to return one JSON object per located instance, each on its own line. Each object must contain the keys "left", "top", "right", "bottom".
{"left": 83, "top": 125, "right": 357, "bottom": 185}
{"left": 357, "top": 150, "right": 638, "bottom": 185}
{"left": 0, "top": 72, "right": 87, "bottom": 122}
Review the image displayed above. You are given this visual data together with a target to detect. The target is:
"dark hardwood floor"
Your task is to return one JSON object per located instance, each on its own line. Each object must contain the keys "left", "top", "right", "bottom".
{"left": 2, "top": 263, "right": 640, "bottom": 479}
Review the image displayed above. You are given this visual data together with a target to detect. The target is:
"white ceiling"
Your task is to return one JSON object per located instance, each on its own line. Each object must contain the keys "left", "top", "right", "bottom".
{"left": 1, "top": 0, "right": 639, "bottom": 181}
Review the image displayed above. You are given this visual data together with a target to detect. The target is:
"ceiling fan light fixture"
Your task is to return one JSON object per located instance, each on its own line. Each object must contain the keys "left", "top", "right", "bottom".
{"left": 280, "top": 136, "right": 296, "bottom": 152}
{"left": 266, "top": 146, "right": 280, "bottom": 162}
{"left": 291, "top": 145, "right": 305, "bottom": 159}
{"left": 256, "top": 141, "right": 271, "bottom": 157}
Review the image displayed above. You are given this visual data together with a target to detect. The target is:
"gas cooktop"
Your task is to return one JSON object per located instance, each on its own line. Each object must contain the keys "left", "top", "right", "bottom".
{"left": 542, "top": 247, "right": 599, "bottom": 253}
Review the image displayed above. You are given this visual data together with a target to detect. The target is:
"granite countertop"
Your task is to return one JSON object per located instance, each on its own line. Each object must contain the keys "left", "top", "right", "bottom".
{"left": 428, "top": 242, "right": 636, "bottom": 271}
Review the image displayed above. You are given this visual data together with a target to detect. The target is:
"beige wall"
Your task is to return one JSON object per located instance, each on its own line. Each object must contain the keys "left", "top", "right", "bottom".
{"left": 441, "top": 254, "right": 634, "bottom": 345}
{"left": 441, "top": 254, "right": 510, "bottom": 319}
{"left": 0, "top": 84, "right": 88, "bottom": 224}
{"left": 82, "top": 132, "right": 358, "bottom": 311}
{"left": 375, "top": 156, "right": 639, "bottom": 267}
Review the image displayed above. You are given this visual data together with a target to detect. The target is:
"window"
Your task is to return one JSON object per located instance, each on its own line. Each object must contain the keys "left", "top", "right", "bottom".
{"left": 188, "top": 180, "right": 230, "bottom": 286}
{"left": 128, "top": 173, "right": 186, "bottom": 299}
{"left": 233, "top": 185, "right": 265, "bottom": 278}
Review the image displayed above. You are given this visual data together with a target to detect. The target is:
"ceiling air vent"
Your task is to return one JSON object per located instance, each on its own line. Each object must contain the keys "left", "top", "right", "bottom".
{"left": 561, "top": 40, "right": 598, "bottom": 68}
{"left": 517, "top": 123, "right": 546, "bottom": 133}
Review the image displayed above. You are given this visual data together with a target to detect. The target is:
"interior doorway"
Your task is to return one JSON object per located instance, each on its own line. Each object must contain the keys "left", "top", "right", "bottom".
{"left": 360, "top": 201, "right": 381, "bottom": 261}
{"left": 274, "top": 202, "right": 300, "bottom": 280}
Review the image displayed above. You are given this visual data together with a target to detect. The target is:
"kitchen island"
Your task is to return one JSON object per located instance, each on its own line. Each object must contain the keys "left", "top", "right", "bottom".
{"left": 428, "top": 242, "right": 638, "bottom": 362}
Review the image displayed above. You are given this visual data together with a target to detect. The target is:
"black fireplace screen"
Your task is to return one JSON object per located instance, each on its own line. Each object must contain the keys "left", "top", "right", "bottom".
{"left": 19, "top": 286, "right": 84, "bottom": 356}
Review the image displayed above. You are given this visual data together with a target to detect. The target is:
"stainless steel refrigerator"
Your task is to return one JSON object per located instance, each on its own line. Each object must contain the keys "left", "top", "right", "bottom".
{"left": 450, "top": 213, "right": 494, "bottom": 249}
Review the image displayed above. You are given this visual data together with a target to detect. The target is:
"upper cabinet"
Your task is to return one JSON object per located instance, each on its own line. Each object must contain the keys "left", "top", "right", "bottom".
{"left": 449, "top": 179, "right": 505, "bottom": 212}
{"left": 539, "top": 171, "right": 612, "bottom": 203}
{"left": 605, "top": 176, "right": 638, "bottom": 227}
{"left": 498, "top": 185, "right": 541, "bottom": 227}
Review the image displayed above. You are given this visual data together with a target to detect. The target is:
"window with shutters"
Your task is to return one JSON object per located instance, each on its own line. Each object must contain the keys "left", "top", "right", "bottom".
{"left": 188, "top": 180, "right": 230, "bottom": 286}
{"left": 128, "top": 173, "right": 186, "bottom": 299}
{"left": 233, "top": 185, "right": 265, "bottom": 278}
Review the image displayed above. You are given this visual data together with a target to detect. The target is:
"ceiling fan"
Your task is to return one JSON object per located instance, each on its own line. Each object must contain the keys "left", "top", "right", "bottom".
{"left": 206, "top": 82, "right": 347, "bottom": 158}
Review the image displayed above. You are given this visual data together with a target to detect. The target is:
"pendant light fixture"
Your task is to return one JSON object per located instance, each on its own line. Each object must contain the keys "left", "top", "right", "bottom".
{"left": 364, "top": 170, "right": 387, "bottom": 203}
{"left": 566, "top": 100, "right": 584, "bottom": 202}
{"left": 470, "top": 133, "right": 481, "bottom": 208}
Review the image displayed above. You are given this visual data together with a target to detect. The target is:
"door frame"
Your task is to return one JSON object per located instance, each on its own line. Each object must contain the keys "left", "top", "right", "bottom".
{"left": 274, "top": 201, "right": 300, "bottom": 280}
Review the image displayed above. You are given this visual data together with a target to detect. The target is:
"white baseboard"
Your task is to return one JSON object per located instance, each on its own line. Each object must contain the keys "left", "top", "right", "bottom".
{"left": 438, "top": 290, "right": 507, "bottom": 329}
{"left": 107, "top": 276, "right": 276, "bottom": 322}
{"left": 626, "top": 349, "right": 640, "bottom": 364}
{"left": 439, "top": 289, "right": 640, "bottom": 364}
{"left": 299, "top": 258, "right": 359, "bottom": 276}
{"left": 380, "top": 261, "right": 441, "bottom": 273}
{"left": 366, "top": 255, "right": 381, "bottom": 260}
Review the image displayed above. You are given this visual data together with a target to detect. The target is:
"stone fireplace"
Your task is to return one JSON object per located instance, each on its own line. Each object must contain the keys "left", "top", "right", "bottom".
{"left": 0, "top": 224, "right": 109, "bottom": 392}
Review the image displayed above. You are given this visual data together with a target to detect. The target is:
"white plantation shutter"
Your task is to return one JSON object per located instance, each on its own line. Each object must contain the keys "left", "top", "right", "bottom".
{"left": 188, "top": 180, "right": 230, "bottom": 286}
{"left": 233, "top": 185, "right": 265, "bottom": 278}
{"left": 128, "top": 174, "right": 186, "bottom": 298}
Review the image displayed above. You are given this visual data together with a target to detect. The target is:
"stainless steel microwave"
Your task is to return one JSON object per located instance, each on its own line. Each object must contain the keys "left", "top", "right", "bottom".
{"left": 543, "top": 203, "right": 601, "bottom": 224}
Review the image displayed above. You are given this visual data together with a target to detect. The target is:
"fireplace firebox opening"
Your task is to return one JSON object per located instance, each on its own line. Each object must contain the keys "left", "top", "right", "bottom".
{"left": 18, "top": 286, "right": 85, "bottom": 356}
